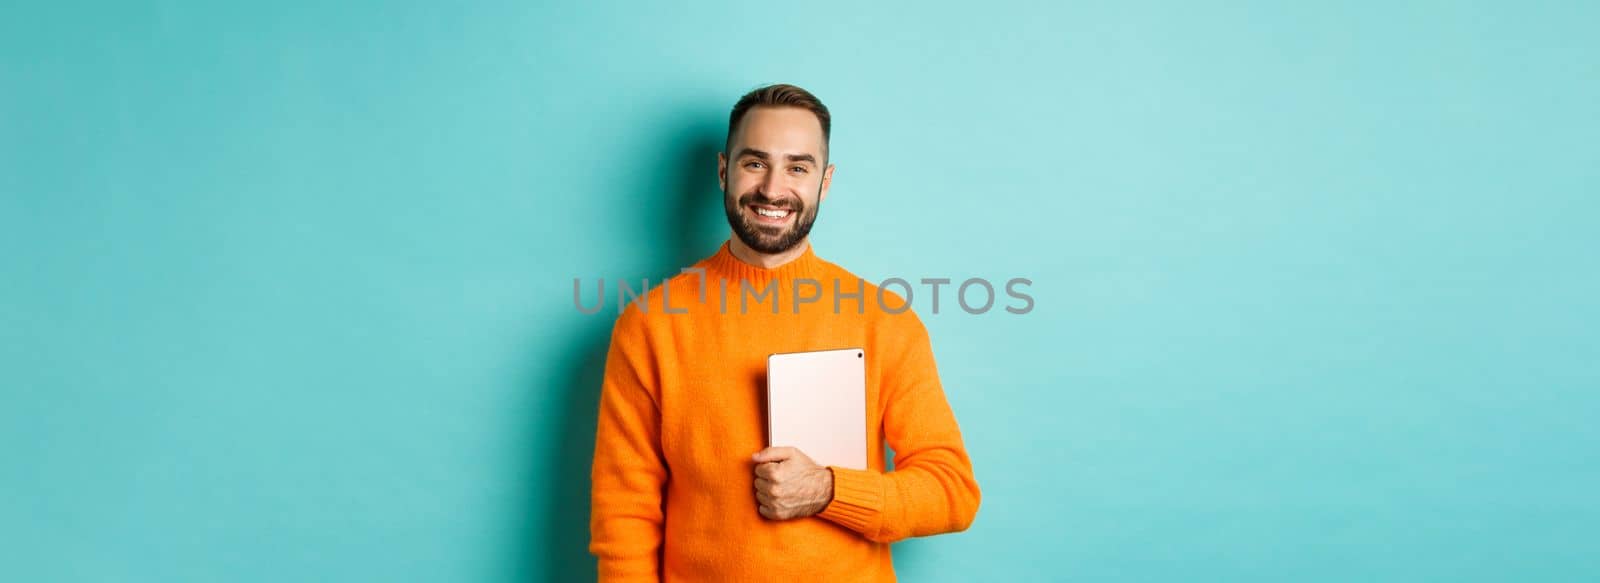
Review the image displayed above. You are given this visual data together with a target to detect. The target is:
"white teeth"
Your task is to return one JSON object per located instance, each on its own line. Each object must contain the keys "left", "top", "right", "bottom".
{"left": 755, "top": 207, "right": 790, "bottom": 218}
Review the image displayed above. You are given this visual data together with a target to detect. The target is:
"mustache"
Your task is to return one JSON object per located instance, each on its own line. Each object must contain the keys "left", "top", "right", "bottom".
{"left": 738, "top": 191, "right": 804, "bottom": 211}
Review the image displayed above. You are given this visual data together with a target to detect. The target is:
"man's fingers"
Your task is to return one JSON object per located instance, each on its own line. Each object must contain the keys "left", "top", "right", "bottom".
{"left": 751, "top": 446, "right": 798, "bottom": 464}
{"left": 755, "top": 489, "right": 774, "bottom": 507}
{"left": 757, "top": 503, "right": 791, "bottom": 521}
{"left": 754, "top": 463, "right": 779, "bottom": 480}
{"left": 754, "top": 476, "right": 773, "bottom": 492}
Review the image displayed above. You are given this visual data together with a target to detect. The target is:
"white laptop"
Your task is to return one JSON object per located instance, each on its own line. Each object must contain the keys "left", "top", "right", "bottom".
{"left": 766, "top": 347, "right": 868, "bottom": 470}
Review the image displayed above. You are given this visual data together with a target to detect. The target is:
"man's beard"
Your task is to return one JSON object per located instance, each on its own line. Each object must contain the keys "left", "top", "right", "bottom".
{"left": 723, "top": 189, "right": 820, "bottom": 254}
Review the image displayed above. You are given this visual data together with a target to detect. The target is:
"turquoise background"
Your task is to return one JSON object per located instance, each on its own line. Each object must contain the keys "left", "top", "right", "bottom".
{"left": 4, "top": 1, "right": 1597, "bottom": 581}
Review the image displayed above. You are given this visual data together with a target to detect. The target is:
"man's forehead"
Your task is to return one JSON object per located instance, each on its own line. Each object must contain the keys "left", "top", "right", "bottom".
{"left": 731, "top": 106, "right": 827, "bottom": 156}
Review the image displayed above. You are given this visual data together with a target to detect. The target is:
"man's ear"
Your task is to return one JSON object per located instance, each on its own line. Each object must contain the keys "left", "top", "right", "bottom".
{"left": 717, "top": 152, "right": 728, "bottom": 192}
{"left": 819, "top": 163, "right": 835, "bottom": 203}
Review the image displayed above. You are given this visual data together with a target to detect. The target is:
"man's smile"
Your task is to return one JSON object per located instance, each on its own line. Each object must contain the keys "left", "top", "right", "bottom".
{"left": 746, "top": 203, "right": 795, "bottom": 226}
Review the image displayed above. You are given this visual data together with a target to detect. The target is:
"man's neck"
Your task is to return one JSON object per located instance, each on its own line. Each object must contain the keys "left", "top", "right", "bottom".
{"left": 727, "top": 235, "right": 810, "bottom": 269}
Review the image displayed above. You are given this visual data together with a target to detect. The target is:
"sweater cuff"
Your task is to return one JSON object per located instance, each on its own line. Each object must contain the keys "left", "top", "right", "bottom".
{"left": 819, "top": 466, "right": 883, "bottom": 535}
{"left": 597, "top": 561, "right": 659, "bottom": 583}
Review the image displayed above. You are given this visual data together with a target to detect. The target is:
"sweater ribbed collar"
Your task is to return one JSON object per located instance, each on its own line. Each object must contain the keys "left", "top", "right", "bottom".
{"left": 702, "top": 240, "right": 826, "bottom": 285}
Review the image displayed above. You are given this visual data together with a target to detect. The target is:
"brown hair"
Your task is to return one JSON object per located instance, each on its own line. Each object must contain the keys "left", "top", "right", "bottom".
{"left": 726, "top": 83, "right": 831, "bottom": 155}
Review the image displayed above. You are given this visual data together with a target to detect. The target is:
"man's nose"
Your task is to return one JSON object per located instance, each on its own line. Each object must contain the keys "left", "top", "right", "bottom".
{"left": 761, "top": 166, "right": 783, "bottom": 195}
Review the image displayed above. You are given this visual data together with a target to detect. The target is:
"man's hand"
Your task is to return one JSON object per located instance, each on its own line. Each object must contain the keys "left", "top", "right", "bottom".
{"left": 750, "top": 446, "right": 834, "bottom": 520}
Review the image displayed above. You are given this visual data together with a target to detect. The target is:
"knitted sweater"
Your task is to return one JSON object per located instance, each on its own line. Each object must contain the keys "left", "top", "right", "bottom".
{"left": 588, "top": 241, "right": 981, "bottom": 582}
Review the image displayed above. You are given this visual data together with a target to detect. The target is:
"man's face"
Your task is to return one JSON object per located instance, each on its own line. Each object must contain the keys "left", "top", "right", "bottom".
{"left": 719, "top": 106, "right": 834, "bottom": 254}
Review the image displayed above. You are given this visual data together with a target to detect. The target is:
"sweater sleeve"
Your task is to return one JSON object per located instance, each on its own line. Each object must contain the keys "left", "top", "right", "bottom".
{"left": 817, "top": 311, "right": 982, "bottom": 543}
{"left": 588, "top": 310, "right": 668, "bottom": 581}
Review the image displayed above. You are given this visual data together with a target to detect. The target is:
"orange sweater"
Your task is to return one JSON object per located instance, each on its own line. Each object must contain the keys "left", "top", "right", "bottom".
{"left": 588, "top": 241, "right": 981, "bottom": 582}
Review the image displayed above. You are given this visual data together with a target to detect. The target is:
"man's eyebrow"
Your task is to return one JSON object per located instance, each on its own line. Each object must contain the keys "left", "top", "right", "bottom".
{"left": 733, "top": 148, "right": 818, "bottom": 165}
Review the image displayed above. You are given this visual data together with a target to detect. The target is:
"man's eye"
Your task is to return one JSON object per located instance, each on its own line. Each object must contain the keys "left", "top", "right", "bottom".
{"left": 791, "top": 167, "right": 808, "bottom": 174}
{"left": 745, "top": 161, "right": 764, "bottom": 169}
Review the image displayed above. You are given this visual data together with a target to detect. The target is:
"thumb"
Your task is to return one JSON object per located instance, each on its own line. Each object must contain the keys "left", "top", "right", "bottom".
{"left": 751, "top": 446, "right": 796, "bottom": 463}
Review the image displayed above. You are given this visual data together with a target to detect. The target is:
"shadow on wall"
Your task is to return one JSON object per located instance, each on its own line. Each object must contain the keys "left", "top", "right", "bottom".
{"left": 520, "top": 105, "right": 728, "bottom": 583}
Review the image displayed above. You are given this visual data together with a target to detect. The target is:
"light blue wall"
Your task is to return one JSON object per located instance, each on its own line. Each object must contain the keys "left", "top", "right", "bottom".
{"left": 4, "top": 1, "right": 1597, "bottom": 581}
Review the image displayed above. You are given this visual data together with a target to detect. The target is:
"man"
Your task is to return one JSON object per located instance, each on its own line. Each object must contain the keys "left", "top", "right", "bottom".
{"left": 588, "top": 84, "right": 980, "bottom": 582}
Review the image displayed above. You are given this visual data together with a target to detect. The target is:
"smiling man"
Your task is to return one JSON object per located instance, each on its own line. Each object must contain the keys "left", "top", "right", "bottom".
{"left": 588, "top": 84, "right": 981, "bottom": 582}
